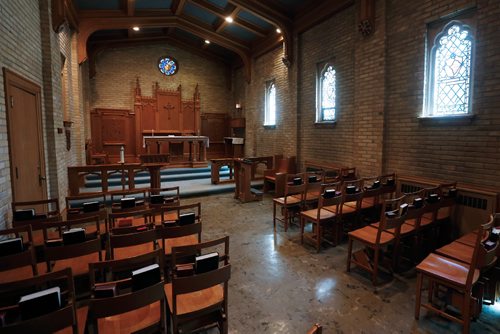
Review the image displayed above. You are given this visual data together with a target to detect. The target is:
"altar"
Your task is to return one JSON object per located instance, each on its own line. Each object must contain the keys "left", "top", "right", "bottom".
{"left": 143, "top": 135, "right": 209, "bottom": 167}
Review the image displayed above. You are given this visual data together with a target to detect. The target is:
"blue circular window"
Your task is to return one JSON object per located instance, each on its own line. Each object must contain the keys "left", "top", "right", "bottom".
{"left": 158, "top": 56, "right": 178, "bottom": 76}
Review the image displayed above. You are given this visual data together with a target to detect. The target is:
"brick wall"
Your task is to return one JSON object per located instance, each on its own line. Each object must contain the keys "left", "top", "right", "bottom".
{"left": 90, "top": 44, "right": 232, "bottom": 116}
{"left": 233, "top": 46, "right": 297, "bottom": 158}
{"left": 384, "top": 0, "right": 500, "bottom": 188}
{"left": 0, "top": 0, "right": 85, "bottom": 230}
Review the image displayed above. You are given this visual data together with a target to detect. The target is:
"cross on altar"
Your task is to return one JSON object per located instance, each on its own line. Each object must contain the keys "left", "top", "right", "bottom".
{"left": 163, "top": 103, "right": 175, "bottom": 119}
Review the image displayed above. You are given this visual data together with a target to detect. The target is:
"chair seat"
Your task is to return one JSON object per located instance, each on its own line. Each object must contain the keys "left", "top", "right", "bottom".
{"left": 112, "top": 243, "right": 156, "bottom": 260}
{"left": 435, "top": 241, "right": 473, "bottom": 264}
{"left": 0, "top": 263, "right": 46, "bottom": 284}
{"left": 273, "top": 196, "right": 302, "bottom": 206}
{"left": 416, "top": 253, "right": 480, "bottom": 287}
{"left": 52, "top": 253, "right": 101, "bottom": 276}
{"left": 164, "top": 235, "right": 199, "bottom": 255}
{"left": 97, "top": 302, "right": 161, "bottom": 333}
{"left": 406, "top": 216, "right": 433, "bottom": 227}
{"left": 162, "top": 212, "right": 178, "bottom": 222}
{"left": 265, "top": 175, "right": 276, "bottom": 182}
{"left": 348, "top": 226, "right": 395, "bottom": 245}
{"left": 455, "top": 231, "right": 478, "bottom": 247}
{"left": 361, "top": 197, "right": 376, "bottom": 209}
{"left": 370, "top": 221, "right": 416, "bottom": 235}
{"left": 164, "top": 283, "right": 224, "bottom": 315}
{"left": 301, "top": 208, "right": 336, "bottom": 222}
{"left": 342, "top": 203, "right": 358, "bottom": 214}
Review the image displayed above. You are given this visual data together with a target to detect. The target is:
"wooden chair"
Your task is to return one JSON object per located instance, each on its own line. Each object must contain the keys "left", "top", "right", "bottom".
{"left": 347, "top": 195, "right": 407, "bottom": 285}
{"left": 159, "top": 202, "right": 201, "bottom": 226}
{"left": 263, "top": 155, "right": 296, "bottom": 197}
{"left": 0, "top": 225, "right": 38, "bottom": 284}
{"left": 307, "top": 323, "right": 322, "bottom": 334}
{"left": 42, "top": 215, "right": 103, "bottom": 277}
{"left": 415, "top": 215, "right": 496, "bottom": 334}
{"left": 88, "top": 250, "right": 166, "bottom": 333}
{"left": 108, "top": 223, "right": 158, "bottom": 260}
{"left": 12, "top": 198, "right": 62, "bottom": 246}
{"left": 109, "top": 188, "right": 148, "bottom": 213}
{"left": 108, "top": 207, "right": 153, "bottom": 230}
{"left": 148, "top": 186, "right": 181, "bottom": 217}
{"left": 65, "top": 192, "right": 108, "bottom": 233}
{"left": 86, "top": 139, "right": 109, "bottom": 165}
{"left": 338, "top": 179, "right": 365, "bottom": 232}
{"left": 272, "top": 173, "right": 306, "bottom": 232}
{"left": 302, "top": 171, "right": 325, "bottom": 209}
{"left": 300, "top": 182, "right": 343, "bottom": 252}
{"left": 164, "top": 236, "right": 230, "bottom": 334}
{"left": 0, "top": 268, "right": 84, "bottom": 334}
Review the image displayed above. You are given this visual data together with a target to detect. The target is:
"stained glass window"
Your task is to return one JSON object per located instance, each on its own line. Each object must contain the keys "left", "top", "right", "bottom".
{"left": 426, "top": 22, "right": 473, "bottom": 116}
{"left": 317, "top": 65, "right": 336, "bottom": 122}
{"left": 158, "top": 56, "right": 178, "bottom": 76}
{"left": 265, "top": 81, "right": 276, "bottom": 126}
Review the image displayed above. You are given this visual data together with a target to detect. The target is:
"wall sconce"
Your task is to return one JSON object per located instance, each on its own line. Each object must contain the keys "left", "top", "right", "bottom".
{"left": 235, "top": 103, "right": 242, "bottom": 112}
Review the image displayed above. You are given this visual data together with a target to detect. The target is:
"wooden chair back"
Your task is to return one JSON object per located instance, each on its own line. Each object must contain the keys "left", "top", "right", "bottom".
{"left": 12, "top": 199, "right": 62, "bottom": 243}
{"left": 88, "top": 250, "right": 166, "bottom": 333}
{"left": 169, "top": 236, "right": 230, "bottom": 332}
{"left": 160, "top": 202, "right": 201, "bottom": 225}
{"left": 340, "top": 179, "right": 364, "bottom": 213}
{"left": 307, "top": 323, "right": 323, "bottom": 334}
{"left": 377, "top": 195, "right": 408, "bottom": 244}
{"left": 339, "top": 167, "right": 357, "bottom": 181}
{"left": 317, "top": 182, "right": 343, "bottom": 218}
{"left": 108, "top": 207, "right": 153, "bottom": 229}
{"left": 362, "top": 175, "right": 384, "bottom": 203}
{"left": 148, "top": 186, "right": 180, "bottom": 207}
{"left": 0, "top": 225, "right": 38, "bottom": 283}
{"left": 109, "top": 225, "right": 158, "bottom": 260}
{"left": 467, "top": 215, "right": 495, "bottom": 287}
{"left": 284, "top": 173, "right": 307, "bottom": 204}
{"left": 42, "top": 215, "right": 103, "bottom": 274}
{"left": 109, "top": 188, "right": 148, "bottom": 212}
{"left": 379, "top": 172, "right": 397, "bottom": 195}
{"left": 157, "top": 220, "right": 202, "bottom": 257}
{"left": 403, "top": 188, "right": 427, "bottom": 229}
{"left": 0, "top": 268, "right": 77, "bottom": 333}
{"left": 305, "top": 171, "right": 325, "bottom": 201}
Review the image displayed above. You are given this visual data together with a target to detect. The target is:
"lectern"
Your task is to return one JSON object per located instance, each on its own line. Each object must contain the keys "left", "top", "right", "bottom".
{"left": 234, "top": 159, "right": 262, "bottom": 203}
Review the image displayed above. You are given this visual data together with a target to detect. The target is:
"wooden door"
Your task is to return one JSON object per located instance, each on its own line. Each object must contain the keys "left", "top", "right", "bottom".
{"left": 3, "top": 69, "right": 47, "bottom": 202}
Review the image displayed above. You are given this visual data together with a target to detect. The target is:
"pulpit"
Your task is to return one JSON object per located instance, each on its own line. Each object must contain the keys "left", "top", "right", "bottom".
{"left": 234, "top": 159, "right": 263, "bottom": 203}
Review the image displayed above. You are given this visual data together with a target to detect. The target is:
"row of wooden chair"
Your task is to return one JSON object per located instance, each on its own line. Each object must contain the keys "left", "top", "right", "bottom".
{"left": 0, "top": 236, "right": 231, "bottom": 334}
{"left": 414, "top": 214, "right": 499, "bottom": 334}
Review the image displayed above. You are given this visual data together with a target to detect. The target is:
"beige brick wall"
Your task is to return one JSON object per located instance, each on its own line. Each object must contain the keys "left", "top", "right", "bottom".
{"left": 0, "top": 0, "right": 86, "bottom": 229}
{"left": 90, "top": 44, "right": 232, "bottom": 116}
{"left": 384, "top": 0, "right": 500, "bottom": 187}
{"left": 233, "top": 46, "right": 297, "bottom": 158}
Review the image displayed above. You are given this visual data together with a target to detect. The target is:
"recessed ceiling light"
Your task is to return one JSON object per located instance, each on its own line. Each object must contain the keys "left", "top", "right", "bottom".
{"left": 225, "top": 16, "right": 233, "bottom": 23}
{"left": 132, "top": 26, "right": 140, "bottom": 31}
{"left": 276, "top": 28, "right": 281, "bottom": 34}
{"left": 204, "top": 40, "right": 211, "bottom": 44}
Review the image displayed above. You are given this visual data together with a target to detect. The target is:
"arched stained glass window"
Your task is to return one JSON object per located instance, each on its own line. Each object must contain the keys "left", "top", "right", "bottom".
{"left": 425, "top": 22, "right": 474, "bottom": 116}
{"left": 265, "top": 81, "right": 276, "bottom": 126}
{"left": 317, "top": 65, "right": 336, "bottom": 122}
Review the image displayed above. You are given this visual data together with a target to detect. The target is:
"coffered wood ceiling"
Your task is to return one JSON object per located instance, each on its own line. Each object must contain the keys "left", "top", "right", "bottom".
{"left": 53, "top": 0, "right": 354, "bottom": 81}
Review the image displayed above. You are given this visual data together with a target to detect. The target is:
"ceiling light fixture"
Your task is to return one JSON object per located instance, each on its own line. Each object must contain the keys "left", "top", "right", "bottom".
{"left": 276, "top": 28, "right": 281, "bottom": 34}
{"left": 132, "top": 26, "right": 140, "bottom": 31}
{"left": 204, "top": 40, "right": 211, "bottom": 44}
{"left": 225, "top": 16, "right": 233, "bottom": 23}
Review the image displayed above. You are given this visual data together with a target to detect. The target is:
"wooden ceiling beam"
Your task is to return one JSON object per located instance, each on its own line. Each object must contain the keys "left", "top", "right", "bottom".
{"left": 77, "top": 9, "right": 172, "bottom": 18}
{"left": 78, "top": 15, "right": 252, "bottom": 81}
{"left": 172, "top": 0, "right": 187, "bottom": 15}
{"left": 52, "top": 0, "right": 79, "bottom": 32}
{"left": 227, "top": 0, "right": 293, "bottom": 66}
{"left": 189, "top": 0, "right": 267, "bottom": 38}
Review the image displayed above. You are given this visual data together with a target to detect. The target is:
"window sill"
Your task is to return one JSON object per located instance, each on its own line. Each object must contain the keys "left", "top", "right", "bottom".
{"left": 418, "top": 114, "right": 475, "bottom": 125}
{"left": 263, "top": 125, "right": 276, "bottom": 129}
{"left": 314, "top": 121, "right": 337, "bottom": 128}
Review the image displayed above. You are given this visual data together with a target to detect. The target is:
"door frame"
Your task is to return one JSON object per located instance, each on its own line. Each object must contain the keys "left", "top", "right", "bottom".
{"left": 3, "top": 67, "right": 48, "bottom": 202}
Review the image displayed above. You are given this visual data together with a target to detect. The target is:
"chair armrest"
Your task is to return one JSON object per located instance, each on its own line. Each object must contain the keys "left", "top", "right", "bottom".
{"left": 274, "top": 173, "right": 288, "bottom": 198}
{"left": 264, "top": 169, "right": 277, "bottom": 177}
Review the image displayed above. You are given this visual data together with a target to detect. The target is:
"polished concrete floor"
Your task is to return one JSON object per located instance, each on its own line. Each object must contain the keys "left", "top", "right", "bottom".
{"left": 183, "top": 192, "right": 500, "bottom": 334}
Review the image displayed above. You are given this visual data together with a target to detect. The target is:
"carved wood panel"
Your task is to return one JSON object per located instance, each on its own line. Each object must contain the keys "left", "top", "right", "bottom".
{"left": 157, "top": 90, "right": 181, "bottom": 132}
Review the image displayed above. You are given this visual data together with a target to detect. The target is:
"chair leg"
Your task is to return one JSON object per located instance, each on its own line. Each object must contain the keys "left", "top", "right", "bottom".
{"left": 273, "top": 202, "right": 277, "bottom": 232}
{"left": 300, "top": 217, "right": 305, "bottom": 244}
{"left": 284, "top": 208, "right": 288, "bottom": 232}
{"left": 347, "top": 238, "right": 353, "bottom": 272}
{"left": 463, "top": 290, "right": 472, "bottom": 334}
{"left": 316, "top": 224, "right": 322, "bottom": 253}
{"left": 415, "top": 272, "right": 423, "bottom": 319}
{"left": 372, "top": 247, "right": 379, "bottom": 286}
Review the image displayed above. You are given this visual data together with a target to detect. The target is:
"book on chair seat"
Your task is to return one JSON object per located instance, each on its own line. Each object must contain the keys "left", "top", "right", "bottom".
{"left": 164, "top": 197, "right": 176, "bottom": 204}
{"left": 13, "top": 209, "right": 35, "bottom": 221}
{"left": 132, "top": 264, "right": 161, "bottom": 291}
{"left": 62, "top": 228, "right": 86, "bottom": 245}
{"left": 413, "top": 197, "right": 423, "bottom": 208}
{"left": 346, "top": 185, "right": 357, "bottom": 194}
{"left": 120, "top": 197, "right": 136, "bottom": 209}
{"left": 427, "top": 193, "right": 439, "bottom": 203}
{"left": 323, "top": 189, "right": 340, "bottom": 199}
{"left": 293, "top": 177, "right": 302, "bottom": 185}
{"left": 179, "top": 212, "right": 196, "bottom": 226}
{"left": 162, "top": 220, "right": 177, "bottom": 227}
{"left": 19, "top": 286, "right": 61, "bottom": 320}
{"left": 0, "top": 237, "right": 24, "bottom": 256}
{"left": 308, "top": 175, "right": 318, "bottom": 183}
{"left": 150, "top": 194, "right": 164, "bottom": 205}
{"left": 82, "top": 201, "right": 100, "bottom": 213}
{"left": 195, "top": 252, "right": 219, "bottom": 274}
{"left": 370, "top": 180, "right": 381, "bottom": 189}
